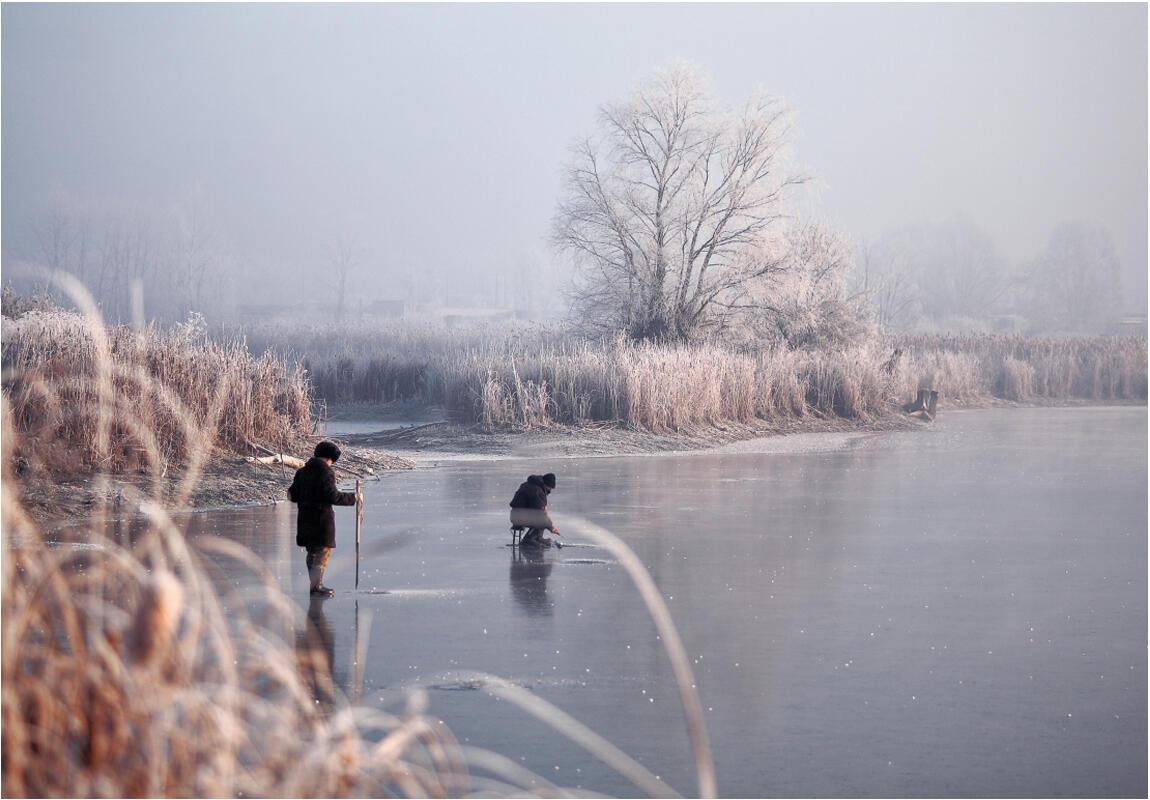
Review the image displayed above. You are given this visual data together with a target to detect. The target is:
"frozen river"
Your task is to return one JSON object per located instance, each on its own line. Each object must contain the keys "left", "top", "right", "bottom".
{"left": 190, "top": 406, "right": 1147, "bottom": 797}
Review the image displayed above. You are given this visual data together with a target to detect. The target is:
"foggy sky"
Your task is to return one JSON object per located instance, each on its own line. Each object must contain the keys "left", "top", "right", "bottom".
{"left": 3, "top": 3, "right": 1146, "bottom": 308}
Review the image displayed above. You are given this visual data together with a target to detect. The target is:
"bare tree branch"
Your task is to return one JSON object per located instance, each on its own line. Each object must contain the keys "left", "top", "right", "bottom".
{"left": 553, "top": 63, "right": 805, "bottom": 341}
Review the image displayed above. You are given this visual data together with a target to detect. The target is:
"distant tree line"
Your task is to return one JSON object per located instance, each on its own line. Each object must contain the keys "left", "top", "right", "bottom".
{"left": 856, "top": 218, "right": 1127, "bottom": 336}
{"left": 4, "top": 200, "right": 241, "bottom": 324}
{"left": 4, "top": 204, "right": 566, "bottom": 326}
{"left": 553, "top": 63, "right": 1135, "bottom": 343}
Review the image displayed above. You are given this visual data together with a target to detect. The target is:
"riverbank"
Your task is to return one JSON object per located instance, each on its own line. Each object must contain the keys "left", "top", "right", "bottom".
{"left": 329, "top": 394, "right": 1147, "bottom": 465}
{"left": 8, "top": 306, "right": 1143, "bottom": 520}
{"left": 15, "top": 447, "right": 415, "bottom": 523}
{"left": 344, "top": 411, "right": 920, "bottom": 462}
{"left": 15, "top": 411, "right": 917, "bottom": 520}
{"left": 24, "top": 397, "right": 1148, "bottom": 520}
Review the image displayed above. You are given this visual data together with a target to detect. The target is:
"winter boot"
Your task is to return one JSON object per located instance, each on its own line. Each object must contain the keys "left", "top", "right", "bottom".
{"left": 308, "top": 564, "right": 334, "bottom": 597}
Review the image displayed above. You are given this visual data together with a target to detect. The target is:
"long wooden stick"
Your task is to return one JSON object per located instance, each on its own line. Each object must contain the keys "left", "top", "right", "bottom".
{"left": 354, "top": 420, "right": 448, "bottom": 444}
{"left": 355, "top": 479, "right": 362, "bottom": 592}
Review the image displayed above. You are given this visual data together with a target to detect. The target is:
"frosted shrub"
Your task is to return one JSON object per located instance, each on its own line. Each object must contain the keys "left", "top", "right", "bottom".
{"left": 221, "top": 321, "right": 1145, "bottom": 431}
{"left": 3, "top": 309, "right": 311, "bottom": 472}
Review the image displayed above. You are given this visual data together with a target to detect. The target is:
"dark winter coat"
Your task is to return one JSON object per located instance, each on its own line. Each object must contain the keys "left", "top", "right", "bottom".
{"left": 509, "top": 475, "right": 553, "bottom": 530}
{"left": 289, "top": 457, "right": 356, "bottom": 548}
{"left": 510, "top": 475, "right": 551, "bottom": 510}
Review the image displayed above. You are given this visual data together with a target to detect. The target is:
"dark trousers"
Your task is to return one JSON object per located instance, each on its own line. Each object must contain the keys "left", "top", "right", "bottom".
{"left": 305, "top": 546, "right": 332, "bottom": 589}
{"left": 520, "top": 528, "right": 550, "bottom": 547}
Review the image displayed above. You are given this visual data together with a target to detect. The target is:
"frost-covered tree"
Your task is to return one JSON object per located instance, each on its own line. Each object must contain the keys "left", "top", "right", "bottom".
{"left": 167, "top": 205, "right": 232, "bottom": 321}
{"left": 30, "top": 208, "right": 92, "bottom": 289}
{"left": 1024, "top": 221, "right": 1122, "bottom": 332}
{"left": 854, "top": 219, "right": 1008, "bottom": 331}
{"left": 740, "top": 223, "right": 871, "bottom": 348}
{"left": 914, "top": 217, "right": 1006, "bottom": 323}
{"left": 554, "top": 62, "right": 802, "bottom": 341}
{"left": 855, "top": 237, "right": 920, "bottom": 330}
{"left": 24, "top": 207, "right": 157, "bottom": 322}
{"left": 13, "top": 200, "right": 235, "bottom": 323}
{"left": 329, "top": 241, "right": 359, "bottom": 323}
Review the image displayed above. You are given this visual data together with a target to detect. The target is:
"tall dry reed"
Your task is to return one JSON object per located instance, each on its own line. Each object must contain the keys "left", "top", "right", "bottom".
{"left": 237, "top": 321, "right": 905, "bottom": 431}
{"left": 4, "top": 307, "right": 312, "bottom": 474}
{"left": 232, "top": 321, "right": 1146, "bottom": 432}
{"left": 1, "top": 454, "right": 474, "bottom": 797}
{"left": 0, "top": 295, "right": 471, "bottom": 796}
{"left": 891, "top": 333, "right": 1148, "bottom": 404}
{"left": 3, "top": 282, "right": 719, "bottom": 798}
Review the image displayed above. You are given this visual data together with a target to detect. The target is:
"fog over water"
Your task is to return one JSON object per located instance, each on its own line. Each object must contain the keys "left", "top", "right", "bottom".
{"left": 2, "top": 3, "right": 1146, "bottom": 309}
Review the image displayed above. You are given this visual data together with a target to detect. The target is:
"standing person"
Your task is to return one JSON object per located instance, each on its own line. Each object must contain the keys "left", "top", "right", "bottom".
{"left": 289, "top": 441, "right": 357, "bottom": 597}
{"left": 509, "top": 472, "right": 560, "bottom": 548}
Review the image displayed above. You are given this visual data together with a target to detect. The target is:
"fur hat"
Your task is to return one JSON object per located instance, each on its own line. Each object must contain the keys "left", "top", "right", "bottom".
{"left": 542, "top": 473, "right": 556, "bottom": 489}
{"left": 314, "top": 441, "right": 342, "bottom": 462}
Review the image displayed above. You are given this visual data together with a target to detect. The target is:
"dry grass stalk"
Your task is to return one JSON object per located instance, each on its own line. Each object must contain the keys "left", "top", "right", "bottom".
{"left": 891, "top": 333, "right": 1147, "bottom": 405}
{"left": 3, "top": 283, "right": 722, "bottom": 798}
{"left": 561, "top": 517, "right": 717, "bottom": 798}
{"left": 4, "top": 296, "right": 312, "bottom": 479}
{"left": 1, "top": 421, "right": 478, "bottom": 797}
{"left": 1, "top": 283, "right": 467, "bottom": 797}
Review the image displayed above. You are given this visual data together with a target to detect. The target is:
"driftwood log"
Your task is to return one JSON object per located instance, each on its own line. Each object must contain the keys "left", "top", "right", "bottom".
{"left": 246, "top": 439, "right": 376, "bottom": 479}
{"left": 245, "top": 453, "right": 306, "bottom": 469}
{"left": 349, "top": 420, "right": 449, "bottom": 445}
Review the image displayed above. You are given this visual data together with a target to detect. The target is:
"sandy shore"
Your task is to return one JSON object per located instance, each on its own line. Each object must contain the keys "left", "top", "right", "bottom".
{"left": 17, "top": 447, "right": 416, "bottom": 523}
{"left": 344, "top": 412, "right": 920, "bottom": 463}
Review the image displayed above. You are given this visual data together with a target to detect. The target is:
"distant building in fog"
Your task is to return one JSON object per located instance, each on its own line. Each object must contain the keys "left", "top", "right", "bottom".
{"left": 368, "top": 300, "right": 407, "bottom": 319}
{"left": 237, "top": 303, "right": 295, "bottom": 321}
{"left": 234, "top": 298, "right": 536, "bottom": 327}
{"left": 1105, "top": 315, "right": 1148, "bottom": 337}
{"left": 988, "top": 314, "right": 1026, "bottom": 334}
{"left": 434, "top": 306, "right": 515, "bottom": 326}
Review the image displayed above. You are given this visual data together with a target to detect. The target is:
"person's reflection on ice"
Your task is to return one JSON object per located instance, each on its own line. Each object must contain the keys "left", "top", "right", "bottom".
{"left": 296, "top": 595, "right": 337, "bottom": 707}
{"left": 509, "top": 547, "right": 554, "bottom": 617}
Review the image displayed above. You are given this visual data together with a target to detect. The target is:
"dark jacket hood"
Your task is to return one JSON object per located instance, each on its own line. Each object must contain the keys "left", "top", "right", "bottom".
{"left": 527, "top": 474, "right": 551, "bottom": 494}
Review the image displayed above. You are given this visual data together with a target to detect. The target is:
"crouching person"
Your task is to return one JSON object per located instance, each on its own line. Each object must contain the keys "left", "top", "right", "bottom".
{"left": 289, "top": 441, "right": 357, "bottom": 597}
{"left": 510, "top": 472, "right": 560, "bottom": 548}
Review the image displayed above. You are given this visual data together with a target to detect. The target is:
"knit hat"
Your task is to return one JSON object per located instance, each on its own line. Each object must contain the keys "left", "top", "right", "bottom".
{"left": 314, "top": 441, "right": 342, "bottom": 462}
{"left": 542, "top": 473, "right": 556, "bottom": 489}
